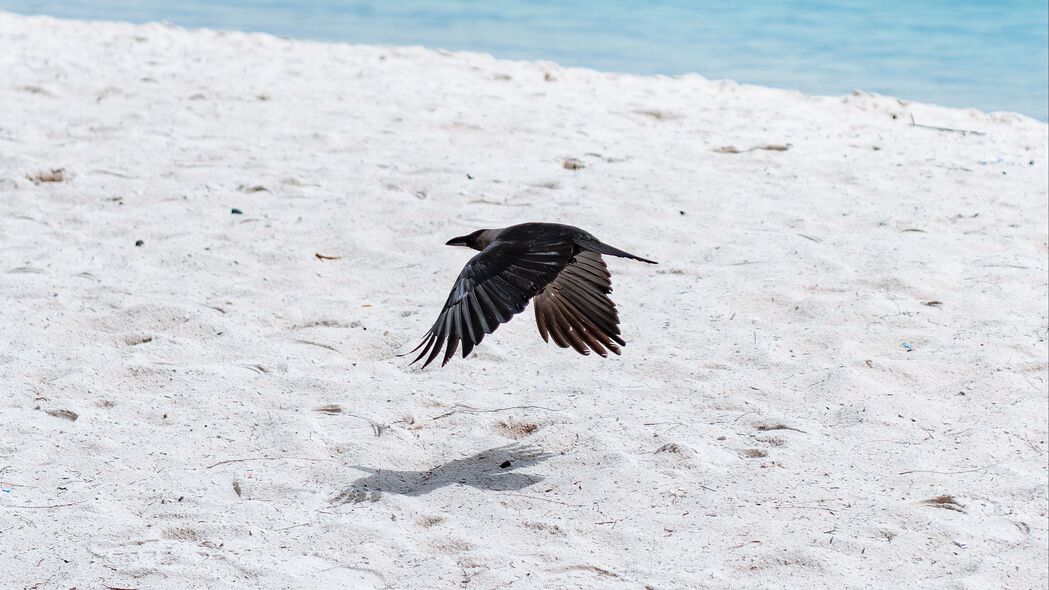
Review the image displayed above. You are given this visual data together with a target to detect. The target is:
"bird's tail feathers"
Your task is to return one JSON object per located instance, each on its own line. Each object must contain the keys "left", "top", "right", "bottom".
{"left": 577, "top": 239, "right": 658, "bottom": 264}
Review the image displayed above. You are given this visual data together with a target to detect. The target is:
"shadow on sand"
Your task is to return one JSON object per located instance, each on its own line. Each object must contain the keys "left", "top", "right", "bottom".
{"left": 331, "top": 443, "right": 553, "bottom": 504}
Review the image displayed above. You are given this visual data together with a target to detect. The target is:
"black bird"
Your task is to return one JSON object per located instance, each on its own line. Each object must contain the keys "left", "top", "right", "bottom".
{"left": 410, "top": 222, "right": 656, "bottom": 368}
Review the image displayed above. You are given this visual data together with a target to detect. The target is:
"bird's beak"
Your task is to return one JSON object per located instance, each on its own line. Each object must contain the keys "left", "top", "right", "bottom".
{"left": 446, "top": 235, "right": 470, "bottom": 247}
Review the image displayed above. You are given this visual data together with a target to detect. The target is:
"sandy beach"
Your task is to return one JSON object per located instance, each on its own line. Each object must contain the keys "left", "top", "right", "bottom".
{"left": 1, "top": 11, "right": 1047, "bottom": 589}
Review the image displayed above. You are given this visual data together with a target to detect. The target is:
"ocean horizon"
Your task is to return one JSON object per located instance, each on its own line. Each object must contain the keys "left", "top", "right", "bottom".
{"left": 3, "top": 1, "right": 1047, "bottom": 120}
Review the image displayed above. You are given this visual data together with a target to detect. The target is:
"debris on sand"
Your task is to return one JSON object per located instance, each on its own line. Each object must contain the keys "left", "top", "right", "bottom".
{"left": 44, "top": 409, "right": 79, "bottom": 422}
{"left": 920, "top": 495, "right": 966, "bottom": 513}
{"left": 713, "top": 144, "right": 790, "bottom": 154}
{"left": 27, "top": 168, "right": 67, "bottom": 183}
{"left": 494, "top": 418, "right": 540, "bottom": 440}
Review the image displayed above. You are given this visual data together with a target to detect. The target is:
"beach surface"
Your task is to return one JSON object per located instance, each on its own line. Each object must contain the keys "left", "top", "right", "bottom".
{"left": 1, "top": 11, "right": 1047, "bottom": 589}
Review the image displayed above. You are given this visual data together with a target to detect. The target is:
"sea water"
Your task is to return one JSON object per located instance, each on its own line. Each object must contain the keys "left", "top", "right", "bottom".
{"left": 3, "top": 0, "right": 1047, "bottom": 120}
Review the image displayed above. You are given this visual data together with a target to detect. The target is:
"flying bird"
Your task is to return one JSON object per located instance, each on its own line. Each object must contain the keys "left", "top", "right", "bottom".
{"left": 409, "top": 222, "right": 656, "bottom": 368}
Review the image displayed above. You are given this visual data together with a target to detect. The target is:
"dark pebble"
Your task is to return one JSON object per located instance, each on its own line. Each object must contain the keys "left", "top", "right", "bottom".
{"left": 135, "top": 240, "right": 144, "bottom": 247}
{"left": 499, "top": 460, "right": 512, "bottom": 469}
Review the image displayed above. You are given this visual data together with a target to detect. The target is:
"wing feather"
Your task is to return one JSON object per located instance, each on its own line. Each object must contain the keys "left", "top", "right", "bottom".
{"left": 532, "top": 252, "right": 625, "bottom": 357}
{"left": 411, "top": 240, "right": 574, "bottom": 368}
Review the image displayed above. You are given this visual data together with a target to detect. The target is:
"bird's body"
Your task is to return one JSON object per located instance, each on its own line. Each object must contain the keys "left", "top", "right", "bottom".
{"left": 410, "top": 222, "right": 656, "bottom": 368}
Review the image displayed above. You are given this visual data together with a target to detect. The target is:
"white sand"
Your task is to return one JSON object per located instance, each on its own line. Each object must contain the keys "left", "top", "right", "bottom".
{"left": 1, "top": 11, "right": 1047, "bottom": 589}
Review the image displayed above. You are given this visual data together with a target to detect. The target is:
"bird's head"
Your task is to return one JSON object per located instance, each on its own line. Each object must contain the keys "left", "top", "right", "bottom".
{"left": 446, "top": 229, "right": 490, "bottom": 251}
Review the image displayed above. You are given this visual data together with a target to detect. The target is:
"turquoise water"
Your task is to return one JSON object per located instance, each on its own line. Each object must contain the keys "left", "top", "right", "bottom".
{"left": 4, "top": 1, "right": 1047, "bottom": 120}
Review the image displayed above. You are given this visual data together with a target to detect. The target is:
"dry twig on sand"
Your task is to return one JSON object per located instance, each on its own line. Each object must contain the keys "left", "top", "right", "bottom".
{"left": 754, "top": 423, "right": 806, "bottom": 433}
{"left": 206, "top": 456, "right": 328, "bottom": 469}
{"left": 898, "top": 456, "right": 1009, "bottom": 476}
{"left": 430, "top": 404, "right": 561, "bottom": 421}
{"left": 44, "top": 409, "right": 78, "bottom": 421}
{"left": 7, "top": 501, "right": 84, "bottom": 509}
{"left": 713, "top": 144, "right": 790, "bottom": 154}
{"left": 909, "top": 114, "right": 985, "bottom": 136}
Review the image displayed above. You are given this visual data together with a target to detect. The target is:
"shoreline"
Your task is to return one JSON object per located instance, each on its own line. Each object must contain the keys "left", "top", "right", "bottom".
{"left": 4, "top": 9, "right": 1047, "bottom": 124}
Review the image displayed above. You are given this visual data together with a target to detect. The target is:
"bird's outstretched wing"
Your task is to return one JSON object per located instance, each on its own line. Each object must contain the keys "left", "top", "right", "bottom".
{"left": 410, "top": 239, "right": 575, "bottom": 368}
{"left": 532, "top": 251, "right": 625, "bottom": 356}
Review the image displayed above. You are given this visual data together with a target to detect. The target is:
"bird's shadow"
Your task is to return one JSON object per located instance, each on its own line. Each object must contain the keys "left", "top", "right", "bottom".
{"left": 331, "top": 443, "right": 553, "bottom": 505}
